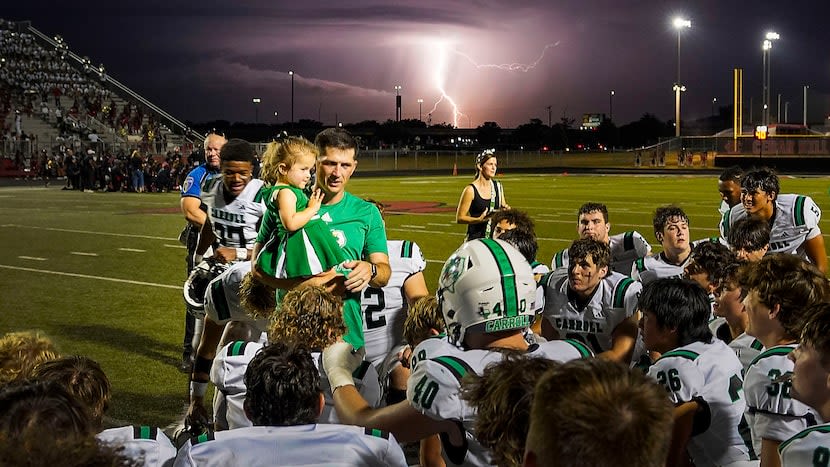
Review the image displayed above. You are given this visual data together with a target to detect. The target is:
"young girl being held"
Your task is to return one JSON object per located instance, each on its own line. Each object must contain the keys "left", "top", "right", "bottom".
{"left": 255, "top": 136, "right": 348, "bottom": 279}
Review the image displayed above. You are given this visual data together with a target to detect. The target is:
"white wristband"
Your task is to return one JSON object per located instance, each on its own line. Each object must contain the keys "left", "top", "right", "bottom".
{"left": 236, "top": 248, "right": 247, "bottom": 261}
{"left": 322, "top": 341, "right": 364, "bottom": 390}
{"left": 190, "top": 381, "right": 208, "bottom": 398}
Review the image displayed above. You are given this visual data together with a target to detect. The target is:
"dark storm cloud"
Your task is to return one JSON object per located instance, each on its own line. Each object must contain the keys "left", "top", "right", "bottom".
{"left": 4, "top": 0, "right": 829, "bottom": 127}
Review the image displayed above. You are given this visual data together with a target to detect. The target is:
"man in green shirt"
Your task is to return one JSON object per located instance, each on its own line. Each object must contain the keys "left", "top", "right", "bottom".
{"left": 253, "top": 128, "right": 390, "bottom": 350}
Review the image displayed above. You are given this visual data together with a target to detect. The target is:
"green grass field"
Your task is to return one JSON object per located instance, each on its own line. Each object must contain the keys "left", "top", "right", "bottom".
{"left": 1, "top": 172, "right": 829, "bottom": 428}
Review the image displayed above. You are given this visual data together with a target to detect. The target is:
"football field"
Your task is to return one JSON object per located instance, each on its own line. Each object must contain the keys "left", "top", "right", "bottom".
{"left": 1, "top": 172, "right": 829, "bottom": 428}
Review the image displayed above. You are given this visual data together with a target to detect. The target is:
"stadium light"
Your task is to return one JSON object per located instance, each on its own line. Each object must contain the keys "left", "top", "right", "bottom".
{"left": 762, "top": 31, "right": 779, "bottom": 125}
{"left": 609, "top": 90, "right": 615, "bottom": 122}
{"left": 252, "top": 97, "right": 261, "bottom": 123}
{"left": 672, "top": 16, "right": 691, "bottom": 137}
{"left": 417, "top": 98, "right": 424, "bottom": 122}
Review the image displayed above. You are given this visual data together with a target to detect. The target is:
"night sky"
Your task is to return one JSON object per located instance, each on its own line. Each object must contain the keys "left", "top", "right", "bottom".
{"left": 5, "top": 1, "right": 829, "bottom": 128}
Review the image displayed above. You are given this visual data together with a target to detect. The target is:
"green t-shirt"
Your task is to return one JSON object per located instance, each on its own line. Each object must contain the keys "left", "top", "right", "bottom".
{"left": 277, "top": 191, "right": 388, "bottom": 349}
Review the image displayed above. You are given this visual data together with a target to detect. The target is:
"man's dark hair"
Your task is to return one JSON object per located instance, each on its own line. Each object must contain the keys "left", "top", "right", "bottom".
{"left": 638, "top": 279, "right": 713, "bottom": 347}
{"left": 652, "top": 205, "right": 689, "bottom": 239}
{"left": 243, "top": 342, "right": 320, "bottom": 427}
{"left": 740, "top": 167, "right": 779, "bottom": 196}
{"left": 314, "top": 128, "right": 358, "bottom": 158}
{"left": 490, "top": 209, "right": 535, "bottom": 236}
{"left": 719, "top": 165, "right": 743, "bottom": 182}
{"left": 220, "top": 138, "right": 256, "bottom": 163}
{"left": 498, "top": 228, "right": 538, "bottom": 263}
{"left": 568, "top": 238, "right": 611, "bottom": 269}
{"left": 578, "top": 202, "right": 609, "bottom": 223}
{"left": 727, "top": 217, "right": 771, "bottom": 252}
{"left": 686, "top": 241, "right": 737, "bottom": 285}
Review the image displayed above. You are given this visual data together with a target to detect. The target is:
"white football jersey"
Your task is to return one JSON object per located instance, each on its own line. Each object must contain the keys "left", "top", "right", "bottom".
{"left": 550, "top": 230, "right": 652, "bottom": 280}
{"left": 407, "top": 337, "right": 593, "bottom": 466}
{"left": 647, "top": 340, "right": 752, "bottom": 467}
{"left": 204, "top": 260, "right": 269, "bottom": 328}
{"left": 361, "top": 240, "right": 426, "bottom": 367}
{"left": 720, "top": 194, "right": 822, "bottom": 261}
{"left": 631, "top": 251, "right": 690, "bottom": 285}
{"left": 728, "top": 332, "right": 764, "bottom": 375}
{"left": 97, "top": 425, "right": 176, "bottom": 467}
{"left": 210, "top": 341, "right": 381, "bottom": 428}
{"left": 779, "top": 422, "right": 830, "bottom": 467}
{"left": 210, "top": 340, "right": 264, "bottom": 430}
{"left": 173, "top": 424, "right": 407, "bottom": 467}
{"left": 744, "top": 344, "right": 821, "bottom": 453}
{"left": 542, "top": 271, "right": 641, "bottom": 357}
{"left": 201, "top": 177, "right": 266, "bottom": 249}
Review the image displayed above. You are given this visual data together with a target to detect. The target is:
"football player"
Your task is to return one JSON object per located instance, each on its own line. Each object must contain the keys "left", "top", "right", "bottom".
{"left": 524, "top": 358, "right": 674, "bottom": 467}
{"left": 727, "top": 217, "right": 771, "bottom": 262}
{"left": 779, "top": 303, "right": 830, "bottom": 466}
{"left": 461, "top": 355, "right": 559, "bottom": 467}
{"left": 323, "top": 239, "right": 593, "bottom": 466}
{"left": 639, "top": 278, "right": 754, "bottom": 467}
{"left": 209, "top": 285, "right": 380, "bottom": 431}
{"left": 176, "top": 342, "right": 406, "bottom": 467}
{"left": 541, "top": 238, "right": 642, "bottom": 364}
{"left": 738, "top": 254, "right": 830, "bottom": 467}
{"left": 32, "top": 356, "right": 176, "bottom": 467}
{"left": 186, "top": 139, "right": 267, "bottom": 431}
{"left": 360, "top": 201, "right": 429, "bottom": 370}
{"left": 712, "top": 260, "right": 763, "bottom": 373}
{"left": 632, "top": 205, "right": 694, "bottom": 285}
{"left": 550, "top": 202, "right": 651, "bottom": 280}
{"left": 720, "top": 168, "right": 826, "bottom": 273}
{"left": 719, "top": 165, "right": 744, "bottom": 216}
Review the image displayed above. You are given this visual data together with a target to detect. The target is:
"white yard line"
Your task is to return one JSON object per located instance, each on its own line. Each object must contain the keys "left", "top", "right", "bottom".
{"left": 0, "top": 264, "right": 180, "bottom": 289}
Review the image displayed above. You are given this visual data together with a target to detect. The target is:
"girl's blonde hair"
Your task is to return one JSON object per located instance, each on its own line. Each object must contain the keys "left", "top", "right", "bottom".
{"left": 260, "top": 136, "right": 319, "bottom": 186}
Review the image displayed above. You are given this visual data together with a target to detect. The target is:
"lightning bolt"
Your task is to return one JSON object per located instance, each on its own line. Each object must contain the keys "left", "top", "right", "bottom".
{"left": 453, "top": 42, "right": 561, "bottom": 72}
{"left": 428, "top": 41, "right": 464, "bottom": 128}
{"left": 425, "top": 41, "right": 559, "bottom": 128}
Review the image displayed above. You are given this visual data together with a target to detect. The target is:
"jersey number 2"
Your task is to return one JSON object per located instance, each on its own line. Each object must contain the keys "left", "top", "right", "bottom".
{"left": 363, "top": 287, "right": 386, "bottom": 330}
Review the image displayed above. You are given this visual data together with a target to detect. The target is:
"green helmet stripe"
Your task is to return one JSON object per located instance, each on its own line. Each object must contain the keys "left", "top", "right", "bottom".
{"left": 481, "top": 239, "right": 518, "bottom": 318}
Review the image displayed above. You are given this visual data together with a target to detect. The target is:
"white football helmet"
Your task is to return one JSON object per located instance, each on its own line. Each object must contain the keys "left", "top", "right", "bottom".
{"left": 183, "top": 258, "right": 228, "bottom": 318}
{"left": 438, "top": 238, "right": 536, "bottom": 347}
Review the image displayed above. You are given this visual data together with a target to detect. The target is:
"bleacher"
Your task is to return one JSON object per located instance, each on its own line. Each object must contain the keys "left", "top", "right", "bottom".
{"left": 0, "top": 18, "right": 199, "bottom": 177}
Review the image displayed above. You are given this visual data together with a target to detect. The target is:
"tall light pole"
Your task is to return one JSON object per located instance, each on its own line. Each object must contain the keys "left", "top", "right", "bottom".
{"left": 274, "top": 111, "right": 278, "bottom": 123}
{"left": 252, "top": 97, "right": 261, "bottom": 123}
{"left": 712, "top": 97, "right": 717, "bottom": 116}
{"left": 288, "top": 70, "right": 294, "bottom": 124}
{"left": 609, "top": 90, "right": 615, "bottom": 122}
{"left": 777, "top": 93, "right": 782, "bottom": 124}
{"left": 672, "top": 16, "right": 691, "bottom": 137}
{"left": 417, "top": 98, "right": 423, "bottom": 122}
{"left": 394, "top": 85, "right": 402, "bottom": 121}
{"left": 762, "top": 31, "right": 779, "bottom": 126}
{"left": 803, "top": 85, "right": 809, "bottom": 126}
